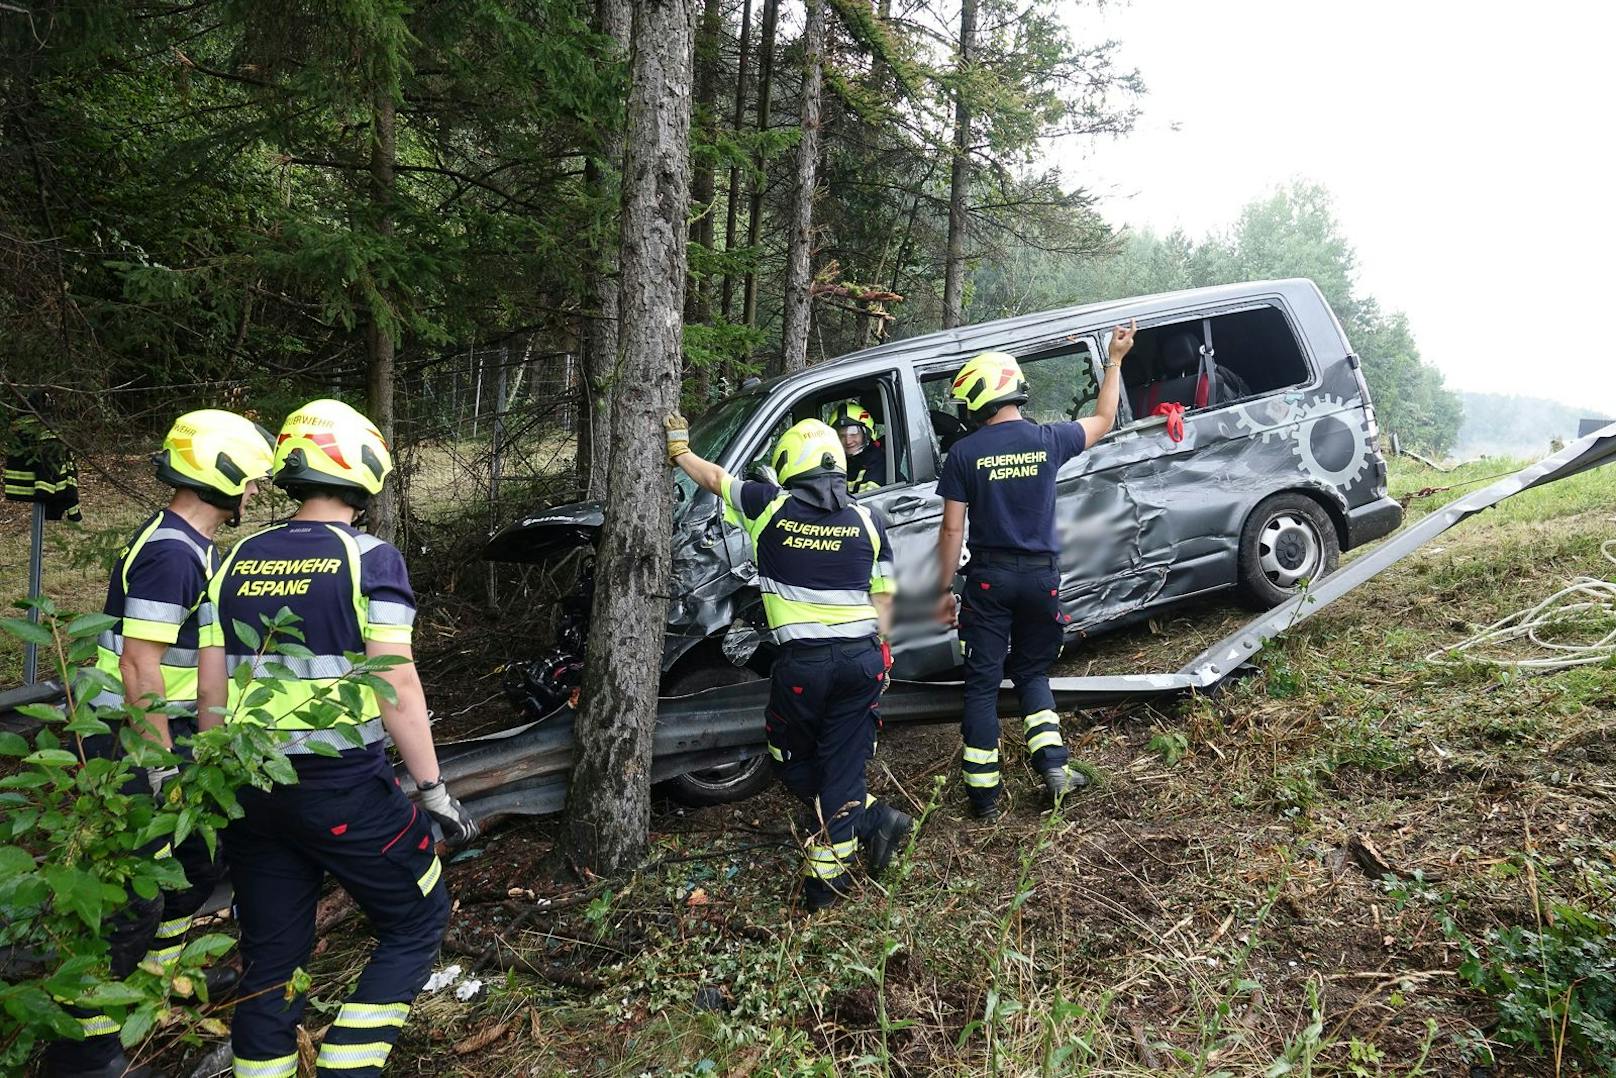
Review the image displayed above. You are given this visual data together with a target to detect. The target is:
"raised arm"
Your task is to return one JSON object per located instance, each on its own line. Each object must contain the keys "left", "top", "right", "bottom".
{"left": 1079, "top": 319, "right": 1137, "bottom": 446}
{"left": 665, "top": 413, "right": 732, "bottom": 496}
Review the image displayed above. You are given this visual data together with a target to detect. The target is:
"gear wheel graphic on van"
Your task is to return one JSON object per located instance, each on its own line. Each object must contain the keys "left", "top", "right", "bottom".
{"left": 1290, "top": 394, "right": 1372, "bottom": 487}
{"left": 1231, "top": 396, "right": 1305, "bottom": 443}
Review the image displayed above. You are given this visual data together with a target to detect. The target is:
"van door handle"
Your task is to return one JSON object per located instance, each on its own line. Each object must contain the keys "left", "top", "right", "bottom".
{"left": 885, "top": 496, "right": 929, "bottom": 515}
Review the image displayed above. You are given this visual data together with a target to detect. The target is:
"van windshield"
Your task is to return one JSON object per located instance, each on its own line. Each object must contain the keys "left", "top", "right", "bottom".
{"left": 673, "top": 391, "right": 764, "bottom": 508}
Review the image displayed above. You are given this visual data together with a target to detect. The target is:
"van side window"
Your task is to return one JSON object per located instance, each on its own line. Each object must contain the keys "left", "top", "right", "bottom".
{"left": 743, "top": 374, "right": 910, "bottom": 491}
{"left": 921, "top": 341, "right": 1099, "bottom": 457}
{"left": 1121, "top": 306, "right": 1310, "bottom": 420}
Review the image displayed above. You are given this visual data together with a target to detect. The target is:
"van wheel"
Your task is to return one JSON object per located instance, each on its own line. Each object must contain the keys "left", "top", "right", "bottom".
{"left": 660, "top": 663, "right": 773, "bottom": 807}
{"left": 1235, "top": 494, "right": 1339, "bottom": 610}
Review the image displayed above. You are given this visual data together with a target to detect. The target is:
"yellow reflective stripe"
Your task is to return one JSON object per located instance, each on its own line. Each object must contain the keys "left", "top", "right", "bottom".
{"left": 416, "top": 856, "right": 442, "bottom": 896}
{"left": 764, "top": 592, "right": 878, "bottom": 624}
{"left": 363, "top": 623, "right": 412, "bottom": 644}
{"left": 154, "top": 843, "right": 174, "bottom": 860}
{"left": 120, "top": 514, "right": 167, "bottom": 593}
{"left": 1027, "top": 729, "right": 1064, "bottom": 755}
{"left": 333, "top": 1001, "right": 411, "bottom": 1029}
{"left": 1023, "top": 710, "right": 1059, "bottom": 730}
{"left": 233, "top": 1053, "right": 298, "bottom": 1078}
{"left": 225, "top": 675, "right": 381, "bottom": 728}
{"left": 870, "top": 573, "right": 896, "bottom": 595}
{"left": 146, "top": 943, "right": 183, "bottom": 967}
{"left": 79, "top": 1014, "right": 121, "bottom": 1037}
{"left": 322, "top": 524, "right": 366, "bottom": 630}
{"left": 850, "top": 503, "right": 882, "bottom": 561}
{"left": 157, "top": 915, "right": 192, "bottom": 939}
{"left": 805, "top": 839, "right": 857, "bottom": 862}
{"left": 963, "top": 771, "right": 1001, "bottom": 788}
{"left": 314, "top": 1041, "right": 394, "bottom": 1069}
{"left": 768, "top": 743, "right": 784, "bottom": 762}
{"left": 962, "top": 745, "right": 999, "bottom": 764}
{"left": 864, "top": 794, "right": 876, "bottom": 807}
{"left": 744, "top": 492, "right": 791, "bottom": 543}
{"left": 121, "top": 617, "right": 182, "bottom": 645}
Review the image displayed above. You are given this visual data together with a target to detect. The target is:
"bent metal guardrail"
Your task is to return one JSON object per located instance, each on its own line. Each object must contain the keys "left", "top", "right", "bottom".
{"left": 6, "top": 422, "right": 1614, "bottom": 826}
{"left": 423, "top": 420, "right": 1616, "bottom": 825}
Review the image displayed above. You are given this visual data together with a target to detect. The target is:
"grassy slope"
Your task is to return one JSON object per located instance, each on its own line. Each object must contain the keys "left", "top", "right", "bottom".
{"left": 374, "top": 458, "right": 1612, "bottom": 1077}
{"left": 10, "top": 456, "right": 1615, "bottom": 1075}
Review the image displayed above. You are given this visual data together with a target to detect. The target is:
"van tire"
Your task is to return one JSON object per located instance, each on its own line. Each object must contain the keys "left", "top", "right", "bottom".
{"left": 1235, "top": 493, "right": 1340, "bottom": 610}
{"left": 660, "top": 663, "right": 774, "bottom": 807}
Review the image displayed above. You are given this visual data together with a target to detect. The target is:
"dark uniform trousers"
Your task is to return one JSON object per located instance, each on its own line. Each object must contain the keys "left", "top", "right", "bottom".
{"left": 765, "top": 638, "right": 897, "bottom": 901}
{"left": 48, "top": 722, "right": 226, "bottom": 1075}
{"left": 958, "top": 551, "right": 1070, "bottom": 809}
{"left": 226, "top": 774, "right": 449, "bottom": 1078}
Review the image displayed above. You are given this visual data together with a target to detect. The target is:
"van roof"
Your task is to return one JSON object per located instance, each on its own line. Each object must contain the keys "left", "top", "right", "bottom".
{"left": 753, "top": 277, "right": 1325, "bottom": 393}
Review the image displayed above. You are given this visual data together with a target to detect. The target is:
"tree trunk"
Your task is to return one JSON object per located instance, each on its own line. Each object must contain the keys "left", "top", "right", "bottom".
{"left": 687, "top": 0, "right": 721, "bottom": 404}
{"left": 689, "top": 0, "right": 721, "bottom": 326}
{"left": 564, "top": 0, "right": 695, "bottom": 876}
{"left": 777, "top": 0, "right": 824, "bottom": 374}
{"left": 719, "top": 0, "right": 753, "bottom": 323}
{"left": 366, "top": 89, "right": 400, "bottom": 541}
{"left": 941, "top": 0, "right": 976, "bottom": 331}
{"left": 740, "top": 0, "right": 780, "bottom": 328}
{"left": 581, "top": 0, "right": 633, "bottom": 502}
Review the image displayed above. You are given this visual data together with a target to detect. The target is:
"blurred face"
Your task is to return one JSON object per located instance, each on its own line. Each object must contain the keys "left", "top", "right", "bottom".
{"left": 838, "top": 424, "right": 866, "bottom": 455}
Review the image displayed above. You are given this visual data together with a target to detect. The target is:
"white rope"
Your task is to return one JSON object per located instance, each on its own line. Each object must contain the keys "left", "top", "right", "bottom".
{"left": 1426, "top": 538, "right": 1616, "bottom": 671}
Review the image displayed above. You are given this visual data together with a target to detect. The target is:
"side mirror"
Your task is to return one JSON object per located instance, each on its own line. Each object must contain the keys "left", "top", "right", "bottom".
{"left": 747, "top": 462, "right": 780, "bottom": 486}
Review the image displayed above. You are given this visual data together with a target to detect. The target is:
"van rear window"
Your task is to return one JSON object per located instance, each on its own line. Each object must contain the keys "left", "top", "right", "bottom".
{"left": 1122, "top": 306, "right": 1310, "bottom": 418}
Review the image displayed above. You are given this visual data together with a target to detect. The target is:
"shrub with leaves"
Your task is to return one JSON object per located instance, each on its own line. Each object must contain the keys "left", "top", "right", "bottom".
{"left": 1456, "top": 861, "right": 1616, "bottom": 1072}
{"left": 0, "top": 598, "right": 401, "bottom": 1070}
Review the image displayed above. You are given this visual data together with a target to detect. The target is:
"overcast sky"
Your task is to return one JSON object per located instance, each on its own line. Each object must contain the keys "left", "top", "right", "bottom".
{"left": 1054, "top": 0, "right": 1616, "bottom": 417}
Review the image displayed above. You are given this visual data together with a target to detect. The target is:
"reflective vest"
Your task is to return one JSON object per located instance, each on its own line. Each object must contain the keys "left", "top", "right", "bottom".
{"left": 725, "top": 477, "right": 894, "bottom": 644}
{"left": 204, "top": 523, "right": 407, "bottom": 754}
{"left": 91, "top": 511, "right": 216, "bottom": 710}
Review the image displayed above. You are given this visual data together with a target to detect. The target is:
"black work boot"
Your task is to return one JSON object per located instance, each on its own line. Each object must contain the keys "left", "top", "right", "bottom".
{"left": 970, "top": 796, "right": 1003, "bottom": 822}
{"left": 202, "top": 963, "right": 241, "bottom": 1000}
{"left": 1042, "top": 765, "right": 1090, "bottom": 801}
{"left": 50, "top": 1052, "right": 167, "bottom": 1078}
{"left": 863, "top": 803, "right": 915, "bottom": 879}
{"left": 802, "top": 876, "right": 849, "bottom": 912}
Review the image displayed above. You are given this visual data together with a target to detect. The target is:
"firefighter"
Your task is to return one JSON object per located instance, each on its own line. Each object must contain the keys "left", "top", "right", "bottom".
{"left": 47, "top": 410, "right": 272, "bottom": 1078}
{"left": 827, "top": 399, "right": 886, "bottom": 493}
{"left": 666, "top": 414, "right": 913, "bottom": 909}
{"left": 197, "top": 399, "right": 477, "bottom": 1078}
{"left": 935, "top": 323, "right": 1137, "bottom": 820}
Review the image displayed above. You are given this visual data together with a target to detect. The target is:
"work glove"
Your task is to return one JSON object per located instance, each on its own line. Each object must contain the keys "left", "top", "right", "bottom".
{"left": 879, "top": 638, "right": 893, "bottom": 695}
{"left": 664, "top": 413, "right": 691, "bottom": 463}
{"left": 419, "top": 779, "right": 479, "bottom": 847}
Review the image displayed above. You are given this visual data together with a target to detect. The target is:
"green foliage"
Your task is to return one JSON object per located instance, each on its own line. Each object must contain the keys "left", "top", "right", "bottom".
{"left": 0, "top": 597, "right": 397, "bottom": 1069}
{"left": 1386, "top": 858, "right": 1616, "bottom": 1073}
{"left": 1459, "top": 862, "right": 1616, "bottom": 1070}
{"left": 1146, "top": 728, "right": 1189, "bottom": 765}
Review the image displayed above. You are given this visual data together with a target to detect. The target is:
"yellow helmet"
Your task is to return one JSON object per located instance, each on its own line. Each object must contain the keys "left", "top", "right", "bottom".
{"left": 827, "top": 399, "right": 877, "bottom": 443}
{"left": 272, "top": 399, "right": 393, "bottom": 502}
{"left": 770, "top": 419, "right": 846, "bottom": 485}
{"left": 154, "top": 409, "right": 275, "bottom": 508}
{"left": 951, "top": 351, "right": 1029, "bottom": 418}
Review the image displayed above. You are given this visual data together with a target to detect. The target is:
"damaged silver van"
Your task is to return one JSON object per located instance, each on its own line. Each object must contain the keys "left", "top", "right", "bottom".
{"left": 485, "top": 278, "right": 1402, "bottom": 802}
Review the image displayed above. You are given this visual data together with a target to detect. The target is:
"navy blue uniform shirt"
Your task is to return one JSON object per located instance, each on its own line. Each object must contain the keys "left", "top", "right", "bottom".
{"left": 724, "top": 478, "right": 894, "bottom": 641}
{"left": 937, "top": 419, "right": 1086, "bottom": 555}
{"left": 204, "top": 520, "right": 417, "bottom": 785}
{"left": 846, "top": 444, "right": 887, "bottom": 492}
